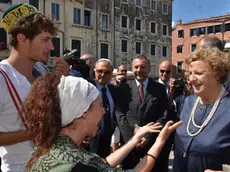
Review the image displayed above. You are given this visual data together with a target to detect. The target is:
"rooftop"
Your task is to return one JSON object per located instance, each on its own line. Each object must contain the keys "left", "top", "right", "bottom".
{"left": 176, "top": 14, "right": 230, "bottom": 26}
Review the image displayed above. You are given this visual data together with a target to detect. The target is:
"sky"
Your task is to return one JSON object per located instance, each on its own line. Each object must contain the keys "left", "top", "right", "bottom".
{"left": 173, "top": 0, "right": 230, "bottom": 24}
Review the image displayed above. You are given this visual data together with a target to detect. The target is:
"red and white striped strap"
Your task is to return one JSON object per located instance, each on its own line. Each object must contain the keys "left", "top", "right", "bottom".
{"left": 0, "top": 68, "right": 28, "bottom": 130}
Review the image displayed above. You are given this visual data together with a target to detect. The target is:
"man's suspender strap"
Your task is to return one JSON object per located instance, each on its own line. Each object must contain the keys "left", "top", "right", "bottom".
{"left": 0, "top": 68, "right": 28, "bottom": 130}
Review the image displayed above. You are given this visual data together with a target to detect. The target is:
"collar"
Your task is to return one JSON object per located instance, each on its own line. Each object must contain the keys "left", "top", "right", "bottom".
{"left": 158, "top": 78, "right": 168, "bottom": 86}
{"left": 96, "top": 82, "right": 109, "bottom": 91}
{"left": 135, "top": 78, "right": 149, "bottom": 87}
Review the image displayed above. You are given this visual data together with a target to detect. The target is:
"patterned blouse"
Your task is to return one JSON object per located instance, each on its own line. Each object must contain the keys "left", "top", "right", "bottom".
{"left": 30, "top": 134, "right": 134, "bottom": 172}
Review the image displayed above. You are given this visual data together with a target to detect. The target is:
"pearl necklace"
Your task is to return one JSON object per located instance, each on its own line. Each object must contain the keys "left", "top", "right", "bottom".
{"left": 187, "top": 86, "right": 225, "bottom": 137}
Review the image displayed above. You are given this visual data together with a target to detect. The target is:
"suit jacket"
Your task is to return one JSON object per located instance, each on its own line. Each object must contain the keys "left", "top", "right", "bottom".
{"left": 115, "top": 78, "right": 168, "bottom": 145}
{"left": 224, "top": 74, "right": 230, "bottom": 91}
{"left": 90, "top": 81, "right": 117, "bottom": 153}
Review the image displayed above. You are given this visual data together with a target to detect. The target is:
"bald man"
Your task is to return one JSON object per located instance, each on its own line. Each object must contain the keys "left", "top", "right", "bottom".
{"left": 80, "top": 54, "right": 95, "bottom": 81}
{"left": 197, "top": 35, "right": 224, "bottom": 51}
{"left": 90, "top": 59, "right": 117, "bottom": 158}
{"left": 158, "top": 61, "right": 172, "bottom": 91}
{"left": 158, "top": 60, "right": 185, "bottom": 105}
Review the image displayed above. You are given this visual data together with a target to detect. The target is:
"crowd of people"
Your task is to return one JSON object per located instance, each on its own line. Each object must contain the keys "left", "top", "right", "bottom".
{"left": 1, "top": 3, "right": 230, "bottom": 172}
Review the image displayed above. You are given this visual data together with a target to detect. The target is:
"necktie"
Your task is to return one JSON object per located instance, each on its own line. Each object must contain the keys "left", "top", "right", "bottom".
{"left": 139, "top": 83, "right": 144, "bottom": 101}
{"left": 164, "top": 83, "right": 169, "bottom": 94}
{"left": 101, "top": 87, "right": 111, "bottom": 133}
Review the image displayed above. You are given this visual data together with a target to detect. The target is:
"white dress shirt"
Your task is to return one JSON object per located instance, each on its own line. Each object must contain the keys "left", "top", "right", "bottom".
{"left": 158, "top": 78, "right": 169, "bottom": 94}
{"left": 135, "top": 78, "right": 149, "bottom": 97}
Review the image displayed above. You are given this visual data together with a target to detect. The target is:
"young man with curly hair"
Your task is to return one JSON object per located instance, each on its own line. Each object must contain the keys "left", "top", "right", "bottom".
{"left": 0, "top": 3, "right": 69, "bottom": 172}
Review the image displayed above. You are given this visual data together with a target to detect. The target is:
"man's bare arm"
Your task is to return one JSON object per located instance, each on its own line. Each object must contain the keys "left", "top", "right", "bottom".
{"left": 0, "top": 131, "right": 34, "bottom": 146}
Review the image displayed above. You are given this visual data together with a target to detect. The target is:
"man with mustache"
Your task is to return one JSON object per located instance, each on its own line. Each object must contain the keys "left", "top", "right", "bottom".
{"left": 115, "top": 55, "right": 171, "bottom": 172}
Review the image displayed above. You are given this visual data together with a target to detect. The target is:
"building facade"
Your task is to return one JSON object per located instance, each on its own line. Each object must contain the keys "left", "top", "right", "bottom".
{"left": 172, "top": 14, "right": 230, "bottom": 78}
{"left": 0, "top": 0, "right": 172, "bottom": 75}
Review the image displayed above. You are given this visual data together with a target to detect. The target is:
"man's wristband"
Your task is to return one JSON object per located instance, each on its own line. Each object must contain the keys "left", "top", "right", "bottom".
{"left": 145, "top": 153, "right": 157, "bottom": 161}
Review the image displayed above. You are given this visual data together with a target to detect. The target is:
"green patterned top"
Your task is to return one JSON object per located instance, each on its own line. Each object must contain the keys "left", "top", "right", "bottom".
{"left": 30, "top": 134, "right": 134, "bottom": 172}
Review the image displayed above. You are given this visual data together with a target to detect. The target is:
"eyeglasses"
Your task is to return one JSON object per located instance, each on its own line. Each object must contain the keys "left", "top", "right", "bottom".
{"left": 96, "top": 69, "right": 111, "bottom": 75}
{"left": 160, "top": 70, "right": 171, "bottom": 74}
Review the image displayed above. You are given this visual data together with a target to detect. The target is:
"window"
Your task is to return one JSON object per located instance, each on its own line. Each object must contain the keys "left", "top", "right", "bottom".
{"left": 191, "top": 44, "right": 196, "bottom": 52}
{"left": 121, "top": 0, "right": 128, "bottom": 4}
{"left": 84, "top": 10, "right": 91, "bottom": 26}
{"left": 208, "top": 26, "right": 214, "bottom": 34}
{"left": 151, "top": 0, "right": 157, "bottom": 11}
{"left": 225, "top": 23, "right": 230, "bottom": 32}
{"left": 136, "top": 0, "right": 141, "bottom": 7}
{"left": 73, "top": 8, "right": 81, "bottom": 25}
{"left": 136, "top": 19, "right": 141, "bottom": 31}
{"left": 0, "top": 0, "right": 12, "bottom": 3}
{"left": 150, "top": 22, "right": 156, "bottom": 34}
{"left": 29, "top": 0, "right": 39, "bottom": 9}
{"left": 101, "top": 43, "right": 109, "bottom": 59}
{"left": 150, "top": 44, "right": 156, "bottom": 56}
{"left": 52, "top": 3, "right": 60, "bottom": 21}
{"left": 178, "top": 30, "right": 184, "bottom": 38}
{"left": 177, "top": 45, "right": 183, "bottom": 53}
{"left": 0, "top": 28, "right": 7, "bottom": 50}
{"left": 177, "top": 61, "right": 183, "bottom": 74}
{"left": 215, "top": 25, "right": 221, "bottom": 33}
{"left": 72, "top": 40, "right": 81, "bottom": 58}
{"left": 162, "top": 3, "right": 168, "bottom": 14}
{"left": 162, "top": 24, "right": 168, "bottom": 36}
{"left": 198, "top": 27, "right": 206, "bottom": 35}
{"left": 50, "top": 37, "right": 60, "bottom": 57}
{"left": 121, "top": 16, "right": 128, "bottom": 28}
{"left": 102, "top": 14, "right": 109, "bottom": 30}
{"left": 121, "top": 40, "right": 128, "bottom": 52}
{"left": 190, "top": 28, "right": 197, "bottom": 37}
{"left": 136, "top": 42, "right": 141, "bottom": 54}
{"left": 162, "top": 46, "right": 167, "bottom": 57}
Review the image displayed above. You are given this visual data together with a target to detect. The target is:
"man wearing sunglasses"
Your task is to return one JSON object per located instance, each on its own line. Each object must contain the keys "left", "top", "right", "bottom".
{"left": 89, "top": 59, "right": 117, "bottom": 159}
{"left": 158, "top": 61, "right": 172, "bottom": 92}
{"left": 115, "top": 55, "right": 172, "bottom": 172}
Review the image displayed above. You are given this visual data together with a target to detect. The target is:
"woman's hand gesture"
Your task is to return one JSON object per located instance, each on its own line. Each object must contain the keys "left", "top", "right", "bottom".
{"left": 134, "top": 122, "right": 162, "bottom": 141}
{"left": 156, "top": 120, "right": 183, "bottom": 143}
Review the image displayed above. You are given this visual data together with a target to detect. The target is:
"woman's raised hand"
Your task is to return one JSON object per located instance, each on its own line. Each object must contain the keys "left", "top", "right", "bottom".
{"left": 133, "top": 122, "right": 162, "bottom": 141}
{"left": 156, "top": 120, "right": 183, "bottom": 143}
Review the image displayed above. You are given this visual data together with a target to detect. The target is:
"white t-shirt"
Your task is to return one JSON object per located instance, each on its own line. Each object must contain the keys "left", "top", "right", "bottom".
{"left": 0, "top": 60, "right": 46, "bottom": 172}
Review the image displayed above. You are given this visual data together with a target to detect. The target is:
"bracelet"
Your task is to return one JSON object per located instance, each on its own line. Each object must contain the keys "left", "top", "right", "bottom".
{"left": 145, "top": 153, "right": 157, "bottom": 161}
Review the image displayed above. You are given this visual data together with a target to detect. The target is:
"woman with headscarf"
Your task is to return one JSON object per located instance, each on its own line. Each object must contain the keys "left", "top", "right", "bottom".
{"left": 173, "top": 48, "right": 230, "bottom": 172}
{"left": 22, "top": 73, "right": 182, "bottom": 172}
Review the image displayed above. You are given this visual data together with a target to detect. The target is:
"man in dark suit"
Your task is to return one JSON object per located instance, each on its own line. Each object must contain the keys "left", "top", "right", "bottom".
{"left": 89, "top": 58, "right": 116, "bottom": 158}
{"left": 115, "top": 55, "right": 171, "bottom": 172}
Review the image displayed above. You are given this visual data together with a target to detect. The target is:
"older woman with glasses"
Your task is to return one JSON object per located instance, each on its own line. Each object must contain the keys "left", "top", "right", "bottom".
{"left": 173, "top": 48, "right": 230, "bottom": 172}
{"left": 23, "top": 73, "right": 182, "bottom": 172}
